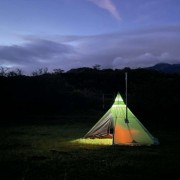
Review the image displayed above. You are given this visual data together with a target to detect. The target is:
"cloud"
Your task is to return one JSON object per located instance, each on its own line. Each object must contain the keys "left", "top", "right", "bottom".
{"left": 73, "top": 24, "right": 180, "bottom": 69}
{"left": 0, "top": 25, "right": 180, "bottom": 74}
{"left": 0, "top": 38, "right": 75, "bottom": 74}
{"left": 88, "top": 0, "right": 121, "bottom": 20}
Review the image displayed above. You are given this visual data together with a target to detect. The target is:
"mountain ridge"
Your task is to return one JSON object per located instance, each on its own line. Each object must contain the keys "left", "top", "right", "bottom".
{"left": 146, "top": 63, "right": 180, "bottom": 74}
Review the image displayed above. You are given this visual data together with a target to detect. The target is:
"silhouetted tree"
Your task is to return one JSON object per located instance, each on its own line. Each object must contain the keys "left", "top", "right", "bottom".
{"left": 32, "top": 67, "right": 48, "bottom": 76}
{"left": 16, "top": 68, "right": 23, "bottom": 76}
{"left": 53, "top": 68, "right": 64, "bottom": 74}
{"left": 7, "top": 68, "right": 23, "bottom": 77}
{"left": 0, "top": 67, "right": 9, "bottom": 76}
{"left": 93, "top": 64, "right": 101, "bottom": 70}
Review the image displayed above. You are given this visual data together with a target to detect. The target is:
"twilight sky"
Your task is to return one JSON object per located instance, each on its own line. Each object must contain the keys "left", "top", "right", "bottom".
{"left": 0, "top": 0, "right": 180, "bottom": 74}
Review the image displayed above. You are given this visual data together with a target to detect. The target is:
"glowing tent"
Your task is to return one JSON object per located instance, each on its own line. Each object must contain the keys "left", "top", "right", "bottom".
{"left": 84, "top": 93, "right": 159, "bottom": 146}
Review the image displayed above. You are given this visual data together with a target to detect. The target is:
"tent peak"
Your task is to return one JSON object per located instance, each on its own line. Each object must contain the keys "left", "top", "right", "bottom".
{"left": 114, "top": 92, "right": 125, "bottom": 105}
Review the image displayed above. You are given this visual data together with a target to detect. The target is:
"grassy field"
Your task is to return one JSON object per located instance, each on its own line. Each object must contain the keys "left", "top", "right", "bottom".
{"left": 0, "top": 122, "right": 180, "bottom": 180}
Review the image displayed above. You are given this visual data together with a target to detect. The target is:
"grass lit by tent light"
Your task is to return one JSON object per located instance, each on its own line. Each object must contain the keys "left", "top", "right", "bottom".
{"left": 70, "top": 138, "right": 112, "bottom": 146}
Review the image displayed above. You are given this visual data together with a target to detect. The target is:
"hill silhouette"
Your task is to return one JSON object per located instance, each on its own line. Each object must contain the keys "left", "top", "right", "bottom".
{"left": 0, "top": 67, "right": 180, "bottom": 131}
{"left": 147, "top": 63, "right": 180, "bottom": 74}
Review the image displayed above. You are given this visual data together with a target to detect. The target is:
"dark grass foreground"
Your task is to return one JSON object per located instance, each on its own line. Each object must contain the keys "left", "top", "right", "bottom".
{"left": 0, "top": 123, "right": 180, "bottom": 180}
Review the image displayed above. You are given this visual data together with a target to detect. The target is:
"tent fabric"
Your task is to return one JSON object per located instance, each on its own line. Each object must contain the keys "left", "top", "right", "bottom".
{"left": 84, "top": 93, "right": 159, "bottom": 146}
{"left": 84, "top": 110, "right": 113, "bottom": 138}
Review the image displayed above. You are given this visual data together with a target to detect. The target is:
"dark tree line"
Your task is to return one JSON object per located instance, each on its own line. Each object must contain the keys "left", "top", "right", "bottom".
{"left": 1, "top": 66, "right": 180, "bottom": 130}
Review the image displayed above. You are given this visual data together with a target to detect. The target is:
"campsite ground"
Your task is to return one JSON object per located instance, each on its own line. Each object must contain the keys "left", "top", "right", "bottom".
{"left": 0, "top": 121, "right": 180, "bottom": 180}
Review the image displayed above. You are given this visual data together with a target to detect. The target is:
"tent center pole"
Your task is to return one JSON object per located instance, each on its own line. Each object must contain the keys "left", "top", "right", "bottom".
{"left": 125, "top": 72, "right": 129, "bottom": 123}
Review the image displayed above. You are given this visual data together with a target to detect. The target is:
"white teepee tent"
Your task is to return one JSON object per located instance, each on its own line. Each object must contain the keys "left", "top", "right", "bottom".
{"left": 84, "top": 73, "right": 159, "bottom": 145}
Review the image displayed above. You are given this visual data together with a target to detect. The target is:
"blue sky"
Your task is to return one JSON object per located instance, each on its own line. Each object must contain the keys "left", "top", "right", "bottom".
{"left": 0, "top": 0, "right": 180, "bottom": 74}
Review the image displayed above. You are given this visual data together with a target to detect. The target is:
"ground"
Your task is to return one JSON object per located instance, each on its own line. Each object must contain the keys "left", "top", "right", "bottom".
{"left": 0, "top": 122, "right": 179, "bottom": 180}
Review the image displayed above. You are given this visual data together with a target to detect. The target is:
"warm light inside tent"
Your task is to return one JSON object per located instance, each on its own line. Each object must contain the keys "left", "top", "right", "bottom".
{"left": 114, "top": 124, "right": 134, "bottom": 144}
